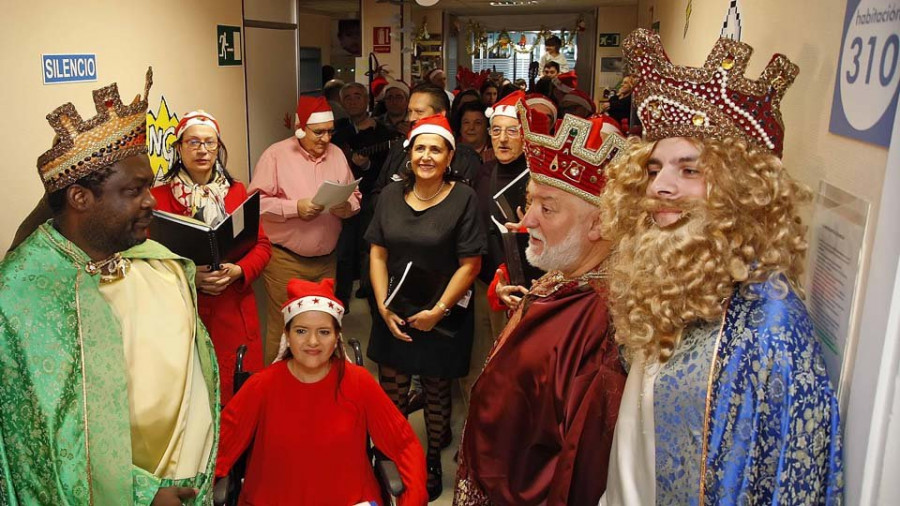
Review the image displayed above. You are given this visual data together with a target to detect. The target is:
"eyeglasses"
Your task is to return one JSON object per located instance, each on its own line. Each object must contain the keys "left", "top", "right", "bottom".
{"left": 183, "top": 139, "right": 219, "bottom": 152}
{"left": 308, "top": 128, "right": 336, "bottom": 139}
{"left": 489, "top": 126, "right": 522, "bottom": 138}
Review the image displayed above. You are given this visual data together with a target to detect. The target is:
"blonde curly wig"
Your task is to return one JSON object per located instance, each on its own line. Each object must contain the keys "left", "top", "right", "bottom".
{"left": 599, "top": 136, "right": 812, "bottom": 363}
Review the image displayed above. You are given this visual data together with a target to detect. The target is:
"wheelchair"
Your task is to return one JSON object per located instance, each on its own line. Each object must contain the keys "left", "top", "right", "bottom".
{"left": 213, "top": 339, "right": 405, "bottom": 505}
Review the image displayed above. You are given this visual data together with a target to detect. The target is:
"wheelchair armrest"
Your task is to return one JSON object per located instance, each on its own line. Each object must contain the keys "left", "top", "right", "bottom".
{"left": 212, "top": 476, "right": 229, "bottom": 506}
{"left": 375, "top": 458, "right": 405, "bottom": 497}
{"left": 347, "top": 338, "right": 364, "bottom": 367}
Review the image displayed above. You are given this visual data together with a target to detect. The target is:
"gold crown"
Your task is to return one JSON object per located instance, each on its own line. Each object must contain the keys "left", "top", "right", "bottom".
{"left": 623, "top": 29, "right": 798, "bottom": 156}
{"left": 37, "top": 67, "right": 153, "bottom": 192}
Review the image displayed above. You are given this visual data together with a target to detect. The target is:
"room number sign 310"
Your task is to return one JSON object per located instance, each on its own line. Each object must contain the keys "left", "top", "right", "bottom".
{"left": 838, "top": 2, "right": 900, "bottom": 133}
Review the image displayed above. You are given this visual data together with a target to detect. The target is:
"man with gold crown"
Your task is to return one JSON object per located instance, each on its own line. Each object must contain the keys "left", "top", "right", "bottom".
{"left": 599, "top": 29, "right": 843, "bottom": 505}
{"left": 454, "top": 106, "right": 628, "bottom": 506}
{"left": 0, "top": 69, "right": 219, "bottom": 504}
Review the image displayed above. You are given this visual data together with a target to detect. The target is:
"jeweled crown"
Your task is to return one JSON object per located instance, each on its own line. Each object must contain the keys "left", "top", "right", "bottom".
{"left": 623, "top": 29, "right": 798, "bottom": 156}
{"left": 37, "top": 67, "right": 153, "bottom": 192}
{"left": 518, "top": 103, "right": 627, "bottom": 206}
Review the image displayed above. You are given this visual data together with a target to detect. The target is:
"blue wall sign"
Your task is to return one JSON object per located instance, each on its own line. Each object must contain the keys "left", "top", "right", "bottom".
{"left": 42, "top": 54, "right": 98, "bottom": 85}
{"left": 829, "top": 0, "right": 900, "bottom": 147}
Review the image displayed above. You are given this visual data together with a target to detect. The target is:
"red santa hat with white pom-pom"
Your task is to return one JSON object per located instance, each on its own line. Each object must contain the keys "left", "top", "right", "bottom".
{"left": 294, "top": 96, "right": 334, "bottom": 139}
{"left": 403, "top": 114, "right": 455, "bottom": 149}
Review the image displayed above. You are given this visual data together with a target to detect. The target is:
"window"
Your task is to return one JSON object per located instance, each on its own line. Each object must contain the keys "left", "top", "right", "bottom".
{"left": 471, "top": 30, "right": 577, "bottom": 82}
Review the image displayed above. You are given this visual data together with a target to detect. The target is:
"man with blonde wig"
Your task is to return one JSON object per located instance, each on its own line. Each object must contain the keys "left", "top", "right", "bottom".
{"left": 599, "top": 29, "right": 843, "bottom": 505}
{"left": 455, "top": 107, "right": 627, "bottom": 506}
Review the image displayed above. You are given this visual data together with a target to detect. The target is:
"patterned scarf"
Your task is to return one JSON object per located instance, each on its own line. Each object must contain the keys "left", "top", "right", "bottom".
{"left": 170, "top": 165, "right": 231, "bottom": 227}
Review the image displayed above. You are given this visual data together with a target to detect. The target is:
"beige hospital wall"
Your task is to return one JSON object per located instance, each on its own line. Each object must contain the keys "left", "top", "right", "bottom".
{"left": 594, "top": 5, "right": 639, "bottom": 98}
{"left": 0, "top": 0, "right": 248, "bottom": 255}
{"left": 298, "top": 13, "right": 334, "bottom": 67}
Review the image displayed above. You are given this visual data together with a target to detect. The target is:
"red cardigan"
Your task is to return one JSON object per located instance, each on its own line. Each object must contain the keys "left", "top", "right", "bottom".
{"left": 151, "top": 181, "right": 271, "bottom": 403}
{"left": 216, "top": 361, "right": 428, "bottom": 506}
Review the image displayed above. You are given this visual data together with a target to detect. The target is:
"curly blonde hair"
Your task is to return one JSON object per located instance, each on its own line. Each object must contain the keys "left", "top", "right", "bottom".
{"left": 599, "top": 136, "right": 812, "bottom": 362}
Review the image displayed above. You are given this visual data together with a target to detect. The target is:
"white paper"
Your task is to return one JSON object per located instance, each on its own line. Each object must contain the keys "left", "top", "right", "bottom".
{"left": 311, "top": 178, "right": 361, "bottom": 209}
{"left": 231, "top": 204, "right": 245, "bottom": 239}
{"left": 384, "top": 261, "right": 413, "bottom": 308}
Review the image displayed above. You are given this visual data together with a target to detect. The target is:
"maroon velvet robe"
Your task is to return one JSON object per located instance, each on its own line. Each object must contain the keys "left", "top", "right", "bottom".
{"left": 455, "top": 269, "right": 626, "bottom": 506}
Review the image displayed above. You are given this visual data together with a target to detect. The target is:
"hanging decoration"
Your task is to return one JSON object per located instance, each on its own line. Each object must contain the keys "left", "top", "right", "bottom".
{"left": 463, "top": 15, "right": 585, "bottom": 57}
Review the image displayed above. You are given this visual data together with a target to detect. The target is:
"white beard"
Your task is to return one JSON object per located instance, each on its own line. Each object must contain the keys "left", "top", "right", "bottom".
{"left": 526, "top": 227, "right": 585, "bottom": 273}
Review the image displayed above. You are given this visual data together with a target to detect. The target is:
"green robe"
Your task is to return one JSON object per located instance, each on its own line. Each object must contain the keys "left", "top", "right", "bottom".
{"left": 0, "top": 222, "right": 220, "bottom": 505}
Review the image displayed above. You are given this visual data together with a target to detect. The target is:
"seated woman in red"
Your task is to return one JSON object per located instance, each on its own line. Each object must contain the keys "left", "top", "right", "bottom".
{"left": 151, "top": 110, "right": 271, "bottom": 403}
{"left": 216, "top": 278, "right": 427, "bottom": 506}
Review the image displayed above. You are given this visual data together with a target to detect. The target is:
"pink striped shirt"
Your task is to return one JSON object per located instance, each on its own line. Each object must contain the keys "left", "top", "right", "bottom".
{"left": 248, "top": 138, "right": 361, "bottom": 257}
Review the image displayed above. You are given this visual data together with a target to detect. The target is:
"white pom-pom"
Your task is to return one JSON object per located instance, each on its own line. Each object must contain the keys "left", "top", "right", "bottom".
{"left": 295, "top": 128, "right": 306, "bottom": 139}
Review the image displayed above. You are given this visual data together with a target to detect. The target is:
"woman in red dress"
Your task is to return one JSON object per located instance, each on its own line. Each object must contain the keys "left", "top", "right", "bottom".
{"left": 151, "top": 110, "right": 271, "bottom": 404}
{"left": 216, "top": 278, "right": 427, "bottom": 505}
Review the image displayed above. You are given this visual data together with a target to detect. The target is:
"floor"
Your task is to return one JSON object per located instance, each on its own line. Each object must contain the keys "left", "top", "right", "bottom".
{"left": 341, "top": 285, "right": 465, "bottom": 505}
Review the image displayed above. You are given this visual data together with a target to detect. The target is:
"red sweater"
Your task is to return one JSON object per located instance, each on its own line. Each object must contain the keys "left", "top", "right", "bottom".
{"left": 151, "top": 181, "right": 271, "bottom": 403}
{"left": 216, "top": 361, "right": 428, "bottom": 506}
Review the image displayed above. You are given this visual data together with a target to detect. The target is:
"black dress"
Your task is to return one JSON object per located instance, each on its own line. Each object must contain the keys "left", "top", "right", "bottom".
{"left": 364, "top": 181, "right": 487, "bottom": 378}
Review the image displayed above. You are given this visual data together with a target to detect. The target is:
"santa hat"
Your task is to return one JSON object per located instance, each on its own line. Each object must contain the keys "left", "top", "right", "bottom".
{"left": 552, "top": 71, "right": 578, "bottom": 93}
{"left": 378, "top": 79, "right": 410, "bottom": 101}
{"left": 425, "top": 68, "right": 445, "bottom": 83}
{"left": 371, "top": 75, "right": 389, "bottom": 100}
{"left": 525, "top": 93, "right": 558, "bottom": 124}
{"left": 275, "top": 278, "right": 345, "bottom": 361}
{"left": 592, "top": 113, "right": 623, "bottom": 136}
{"left": 175, "top": 110, "right": 220, "bottom": 140}
{"left": 560, "top": 90, "right": 596, "bottom": 116}
{"left": 403, "top": 114, "right": 455, "bottom": 149}
{"left": 294, "top": 96, "right": 334, "bottom": 139}
{"left": 486, "top": 90, "right": 524, "bottom": 123}
{"left": 518, "top": 103, "right": 627, "bottom": 206}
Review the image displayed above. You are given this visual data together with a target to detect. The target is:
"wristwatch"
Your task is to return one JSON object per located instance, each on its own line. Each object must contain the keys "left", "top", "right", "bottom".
{"left": 436, "top": 301, "right": 451, "bottom": 317}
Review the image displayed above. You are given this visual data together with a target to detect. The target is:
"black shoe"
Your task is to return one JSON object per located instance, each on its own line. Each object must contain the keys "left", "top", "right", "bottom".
{"left": 407, "top": 389, "right": 425, "bottom": 414}
{"left": 427, "top": 458, "right": 443, "bottom": 501}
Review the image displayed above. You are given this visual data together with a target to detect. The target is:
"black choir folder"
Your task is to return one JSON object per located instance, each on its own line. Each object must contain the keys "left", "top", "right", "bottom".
{"left": 149, "top": 191, "right": 260, "bottom": 270}
{"left": 502, "top": 232, "right": 545, "bottom": 287}
{"left": 492, "top": 168, "right": 530, "bottom": 222}
{"left": 384, "top": 261, "right": 470, "bottom": 337}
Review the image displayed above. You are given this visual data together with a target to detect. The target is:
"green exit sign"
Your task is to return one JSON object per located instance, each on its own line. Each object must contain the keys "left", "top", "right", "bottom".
{"left": 217, "top": 25, "right": 242, "bottom": 66}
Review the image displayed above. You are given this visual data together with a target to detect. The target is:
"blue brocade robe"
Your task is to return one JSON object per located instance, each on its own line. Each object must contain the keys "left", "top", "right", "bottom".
{"left": 604, "top": 278, "right": 843, "bottom": 505}
{"left": 700, "top": 280, "right": 843, "bottom": 504}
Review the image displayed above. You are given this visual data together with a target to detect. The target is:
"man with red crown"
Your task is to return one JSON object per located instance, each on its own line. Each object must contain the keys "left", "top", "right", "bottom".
{"left": 250, "top": 95, "right": 361, "bottom": 364}
{"left": 599, "top": 29, "right": 843, "bottom": 504}
{"left": 455, "top": 106, "right": 628, "bottom": 506}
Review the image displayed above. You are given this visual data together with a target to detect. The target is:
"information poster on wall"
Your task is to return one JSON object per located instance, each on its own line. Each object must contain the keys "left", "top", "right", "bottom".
{"left": 807, "top": 181, "right": 870, "bottom": 409}
{"left": 829, "top": 0, "right": 900, "bottom": 147}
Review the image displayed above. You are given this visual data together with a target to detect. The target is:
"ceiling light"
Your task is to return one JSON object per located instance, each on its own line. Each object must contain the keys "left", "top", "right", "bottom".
{"left": 489, "top": 0, "right": 539, "bottom": 5}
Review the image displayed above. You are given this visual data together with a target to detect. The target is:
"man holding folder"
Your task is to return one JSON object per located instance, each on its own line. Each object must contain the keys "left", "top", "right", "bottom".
{"left": 250, "top": 95, "right": 361, "bottom": 364}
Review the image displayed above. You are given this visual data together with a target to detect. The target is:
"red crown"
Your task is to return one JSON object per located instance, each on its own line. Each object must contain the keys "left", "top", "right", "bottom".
{"left": 518, "top": 103, "right": 627, "bottom": 206}
{"left": 623, "top": 29, "right": 798, "bottom": 156}
{"left": 456, "top": 66, "right": 490, "bottom": 91}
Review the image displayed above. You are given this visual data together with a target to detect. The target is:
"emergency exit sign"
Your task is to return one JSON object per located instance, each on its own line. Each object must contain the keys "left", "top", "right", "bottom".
{"left": 217, "top": 25, "right": 242, "bottom": 66}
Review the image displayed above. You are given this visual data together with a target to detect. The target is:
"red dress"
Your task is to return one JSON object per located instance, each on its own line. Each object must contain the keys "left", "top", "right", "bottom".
{"left": 151, "top": 181, "right": 271, "bottom": 403}
{"left": 215, "top": 361, "right": 428, "bottom": 506}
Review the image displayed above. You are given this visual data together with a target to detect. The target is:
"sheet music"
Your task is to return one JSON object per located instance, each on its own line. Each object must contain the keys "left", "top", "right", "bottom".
{"left": 311, "top": 178, "right": 362, "bottom": 209}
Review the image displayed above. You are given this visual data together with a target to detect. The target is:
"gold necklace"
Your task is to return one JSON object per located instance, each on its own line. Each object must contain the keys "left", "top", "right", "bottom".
{"left": 84, "top": 253, "right": 131, "bottom": 284}
{"left": 413, "top": 181, "right": 446, "bottom": 201}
